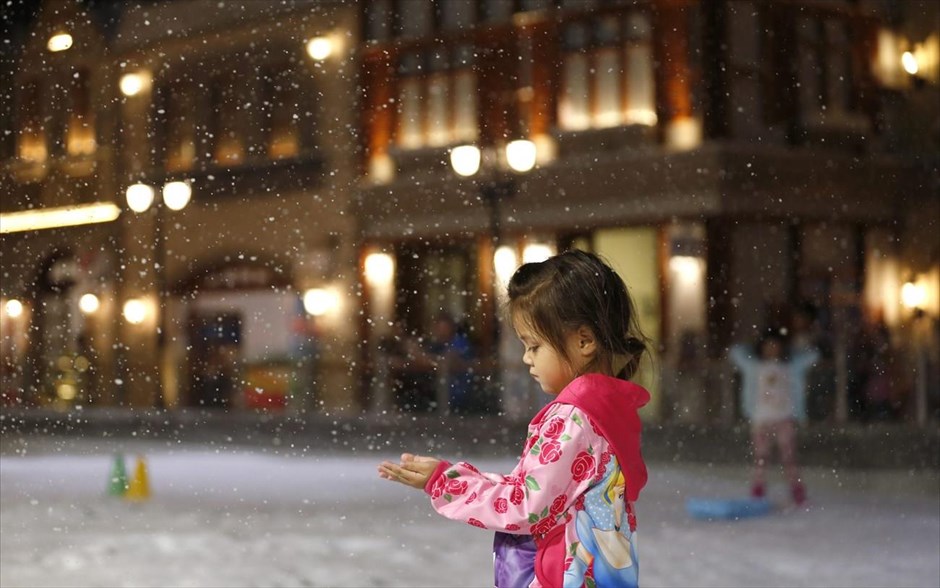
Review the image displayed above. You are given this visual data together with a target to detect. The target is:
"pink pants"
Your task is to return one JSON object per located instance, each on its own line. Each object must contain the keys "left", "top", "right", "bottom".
{"left": 750, "top": 418, "right": 799, "bottom": 484}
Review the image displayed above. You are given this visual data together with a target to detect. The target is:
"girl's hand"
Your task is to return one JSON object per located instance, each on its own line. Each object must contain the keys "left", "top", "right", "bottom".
{"left": 377, "top": 453, "right": 441, "bottom": 490}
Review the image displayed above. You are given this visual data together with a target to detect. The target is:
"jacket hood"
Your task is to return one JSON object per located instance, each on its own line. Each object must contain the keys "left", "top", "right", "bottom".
{"left": 554, "top": 373, "right": 650, "bottom": 501}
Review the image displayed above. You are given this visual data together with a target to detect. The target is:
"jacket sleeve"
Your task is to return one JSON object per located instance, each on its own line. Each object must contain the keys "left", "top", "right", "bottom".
{"left": 729, "top": 344, "right": 754, "bottom": 371}
{"left": 791, "top": 348, "right": 820, "bottom": 373}
{"left": 424, "top": 404, "right": 606, "bottom": 535}
{"left": 730, "top": 345, "right": 757, "bottom": 418}
{"left": 789, "top": 348, "right": 820, "bottom": 423}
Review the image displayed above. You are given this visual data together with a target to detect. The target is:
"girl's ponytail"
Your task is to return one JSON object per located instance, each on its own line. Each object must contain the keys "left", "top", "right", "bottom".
{"left": 615, "top": 336, "right": 647, "bottom": 381}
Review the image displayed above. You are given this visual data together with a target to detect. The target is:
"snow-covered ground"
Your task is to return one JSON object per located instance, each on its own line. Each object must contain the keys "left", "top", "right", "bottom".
{"left": 1, "top": 438, "right": 938, "bottom": 588}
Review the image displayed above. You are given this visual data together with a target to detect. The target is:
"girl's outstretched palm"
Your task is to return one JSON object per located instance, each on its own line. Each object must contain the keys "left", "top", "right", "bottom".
{"left": 378, "top": 453, "right": 441, "bottom": 490}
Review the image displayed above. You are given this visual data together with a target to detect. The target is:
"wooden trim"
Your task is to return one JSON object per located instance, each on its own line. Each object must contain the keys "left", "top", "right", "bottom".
{"left": 526, "top": 19, "right": 558, "bottom": 136}
{"left": 705, "top": 218, "right": 733, "bottom": 358}
{"left": 476, "top": 32, "right": 517, "bottom": 145}
{"left": 701, "top": 0, "right": 727, "bottom": 139}
{"left": 360, "top": 49, "right": 397, "bottom": 171}
{"left": 657, "top": 223, "right": 671, "bottom": 355}
{"left": 653, "top": 0, "right": 693, "bottom": 130}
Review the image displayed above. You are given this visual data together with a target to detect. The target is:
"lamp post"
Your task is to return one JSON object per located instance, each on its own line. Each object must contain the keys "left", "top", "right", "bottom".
{"left": 449, "top": 140, "right": 536, "bottom": 412}
{"left": 450, "top": 140, "right": 536, "bottom": 247}
{"left": 125, "top": 180, "right": 190, "bottom": 408}
{"left": 901, "top": 277, "right": 932, "bottom": 426}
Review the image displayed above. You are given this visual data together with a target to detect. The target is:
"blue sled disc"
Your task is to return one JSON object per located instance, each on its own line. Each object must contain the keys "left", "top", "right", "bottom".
{"left": 685, "top": 497, "right": 773, "bottom": 520}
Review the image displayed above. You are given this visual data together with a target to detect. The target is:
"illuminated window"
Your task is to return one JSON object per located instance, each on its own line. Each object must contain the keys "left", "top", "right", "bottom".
{"left": 17, "top": 78, "right": 47, "bottom": 163}
{"left": 261, "top": 63, "right": 300, "bottom": 160}
{"left": 364, "top": 0, "right": 392, "bottom": 42}
{"left": 479, "top": 0, "right": 513, "bottom": 24}
{"left": 210, "top": 70, "right": 244, "bottom": 166}
{"left": 558, "top": 11, "right": 656, "bottom": 131}
{"left": 439, "top": 0, "right": 476, "bottom": 31}
{"left": 396, "top": 45, "right": 478, "bottom": 149}
{"left": 399, "top": 0, "right": 431, "bottom": 38}
{"left": 796, "top": 15, "right": 856, "bottom": 120}
{"left": 156, "top": 77, "right": 195, "bottom": 172}
{"left": 66, "top": 68, "right": 96, "bottom": 157}
{"left": 364, "top": 0, "right": 479, "bottom": 42}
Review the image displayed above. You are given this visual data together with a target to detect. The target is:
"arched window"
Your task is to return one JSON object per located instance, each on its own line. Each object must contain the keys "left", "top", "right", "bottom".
{"left": 210, "top": 68, "right": 244, "bottom": 166}
{"left": 18, "top": 78, "right": 47, "bottom": 163}
{"left": 558, "top": 10, "right": 656, "bottom": 131}
{"left": 261, "top": 62, "right": 300, "bottom": 160}
{"left": 66, "top": 67, "right": 96, "bottom": 157}
{"left": 155, "top": 75, "right": 196, "bottom": 172}
{"left": 396, "top": 45, "right": 478, "bottom": 149}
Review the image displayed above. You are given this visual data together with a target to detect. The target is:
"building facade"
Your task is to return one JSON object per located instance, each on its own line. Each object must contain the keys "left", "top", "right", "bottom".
{"left": 1, "top": 0, "right": 362, "bottom": 413}
{"left": 1, "top": 0, "right": 938, "bottom": 426}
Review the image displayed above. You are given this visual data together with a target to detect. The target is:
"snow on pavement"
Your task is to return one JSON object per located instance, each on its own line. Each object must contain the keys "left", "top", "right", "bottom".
{"left": 1, "top": 439, "right": 937, "bottom": 588}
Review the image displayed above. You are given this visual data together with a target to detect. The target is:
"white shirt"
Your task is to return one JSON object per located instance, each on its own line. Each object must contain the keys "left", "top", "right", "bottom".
{"left": 752, "top": 361, "right": 793, "bottom": 424}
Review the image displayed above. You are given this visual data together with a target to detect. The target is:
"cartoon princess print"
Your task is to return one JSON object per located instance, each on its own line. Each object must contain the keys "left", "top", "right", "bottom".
{"left": 564, "top": 464, "right": 639, "bottom": 588}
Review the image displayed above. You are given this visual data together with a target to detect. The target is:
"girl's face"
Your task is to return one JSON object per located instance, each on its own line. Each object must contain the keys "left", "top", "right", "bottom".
{"left": 761, "top": 339, "right": 783, "bottom": 360}
{"left": 514, "top": 321, "right": 584, "bottom": 395}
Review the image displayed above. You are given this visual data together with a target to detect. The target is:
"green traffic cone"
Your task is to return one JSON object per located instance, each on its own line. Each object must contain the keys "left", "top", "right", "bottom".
{"left": 107, "top": 452, "right": 128, "bottom": 496}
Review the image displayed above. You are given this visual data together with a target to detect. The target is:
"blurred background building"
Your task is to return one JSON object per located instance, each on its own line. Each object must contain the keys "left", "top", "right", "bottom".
{"left": 1, "top": 0, "right": 938, "bottom": 428}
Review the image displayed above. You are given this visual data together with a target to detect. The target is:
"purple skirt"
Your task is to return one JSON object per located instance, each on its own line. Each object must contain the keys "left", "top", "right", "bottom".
{"left": 493, "top": 531, "right": 537, "bottom": 588}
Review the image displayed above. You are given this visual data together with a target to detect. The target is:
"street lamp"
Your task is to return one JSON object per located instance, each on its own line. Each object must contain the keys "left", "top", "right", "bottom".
{"left": 306, "top": 36, "right": 333, "bottom": 61}
{"left": 125, "top": 180, "right": 191, "bottom": 407}
{"left": 3, "top": 299, "right": 24, "bottom": 318}
{"left": 79, "top": 293, "right": 100, "bottom": 315}
{"left": 47, "top": 32, "right": 73, "bottom": 53}
{"left": 449, "top": 139, "right": 536, "bottom": 249}
{"left": 449, "top": 140, "right": 537, "bottom": 411}
{"left": 450, "top": 145, "right": 481, "bottom": 177}
{"left": 505, "top": 140, "right": 537, "bottom": 173}
{"left": 119, "top": 72, "right": 150, "bottom": 97}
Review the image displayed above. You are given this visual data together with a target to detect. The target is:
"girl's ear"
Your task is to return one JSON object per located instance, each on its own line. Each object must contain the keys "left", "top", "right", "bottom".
{"left": 576, "top": 326, "right": 598, "bottom": 358}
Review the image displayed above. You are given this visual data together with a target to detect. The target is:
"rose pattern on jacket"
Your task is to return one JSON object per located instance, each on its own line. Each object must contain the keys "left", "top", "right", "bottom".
{"left": 543, "top": 416, "right": 566, "bottom": 439}
{"left": 574, "top": 494, "right": 586, "bottom": 511}
{"left": 571, "top": 450, "right": 596, "bottom": 483}
{"left": 524, "top": 433, "right": 539, "bottom": 454}
{"left": 510, "top": 485, "right": 525, "bottom": 506}
{"left": 445, "top": 478, "right": 469, "bottom": 497}
{"left": 550, "top": 494, "right": 567, "bottom": 515}
{"left": 539, "top": 440, "right": 563, "bottom": 464}
{"left": 530, "top": 514, "right": 557, "bottom": 538}
{"left": 596, "top": 450, "right": 612, "bottom": 481}
{"left": 422, "top": 400, "right": 642, "bottom": 588}
{"left": 429, "top": 476, "right": 446, "bottom": 500}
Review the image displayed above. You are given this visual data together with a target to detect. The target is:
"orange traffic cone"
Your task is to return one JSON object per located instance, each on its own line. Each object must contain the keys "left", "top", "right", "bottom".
{"left": 125, "top": 455, "right": 151, "bottom": 501}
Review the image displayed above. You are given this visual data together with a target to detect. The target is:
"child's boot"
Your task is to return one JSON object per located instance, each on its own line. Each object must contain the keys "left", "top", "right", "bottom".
{"left": 791, "top": 482, "right": 807, "bottom": 506}
{"left": 750, "top": 482, "right": 765, "bottom": 499}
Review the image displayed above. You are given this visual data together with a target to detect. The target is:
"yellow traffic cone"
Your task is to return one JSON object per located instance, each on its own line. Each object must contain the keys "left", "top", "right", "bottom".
{"left": 125, "top": 455, "right": 151, "bottom": 501}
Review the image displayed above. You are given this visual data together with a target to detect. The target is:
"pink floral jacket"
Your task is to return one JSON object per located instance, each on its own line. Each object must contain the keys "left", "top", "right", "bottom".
{"left": 423, "top": 374, "right": 650, "bottom": 587}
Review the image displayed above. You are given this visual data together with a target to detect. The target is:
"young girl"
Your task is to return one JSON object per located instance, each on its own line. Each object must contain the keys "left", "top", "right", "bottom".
{"left": 730, "top": 330, "right": 819, "bottom": 505}
{"left": 378, "top": 250, "right": 651, "bottom": 588}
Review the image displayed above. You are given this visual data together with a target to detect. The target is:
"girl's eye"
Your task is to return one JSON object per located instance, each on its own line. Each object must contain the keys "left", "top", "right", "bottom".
{"left": 527, "top": 345, "right": 539, "bottom": 354}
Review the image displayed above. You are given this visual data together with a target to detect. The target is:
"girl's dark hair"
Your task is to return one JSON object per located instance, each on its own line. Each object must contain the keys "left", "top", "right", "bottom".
{"left": 506, "top": 249, "right": 648, "bottom": 380}
{"left": 755, "top": 328, "right": 790, "bottom": 360}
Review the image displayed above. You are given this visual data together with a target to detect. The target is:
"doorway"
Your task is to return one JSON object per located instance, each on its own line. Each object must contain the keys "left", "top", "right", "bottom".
{"left": 187, "top": 312, "right": 242, "bottom": 409}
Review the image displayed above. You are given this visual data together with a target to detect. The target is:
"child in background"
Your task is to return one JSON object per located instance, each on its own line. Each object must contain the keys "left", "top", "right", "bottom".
{"left": 378, "top": 250, "right": 651, "bottom": 588}
{"left": 730, "top": 330, "right": 819, "bottom": 506}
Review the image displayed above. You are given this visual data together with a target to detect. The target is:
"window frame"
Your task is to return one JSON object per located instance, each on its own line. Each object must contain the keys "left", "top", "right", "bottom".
{"left": 394, "top": 43, "right": 478, "bottom": 149}
{"left": 557, "top": 7, "right": 656, "bottom": 132}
